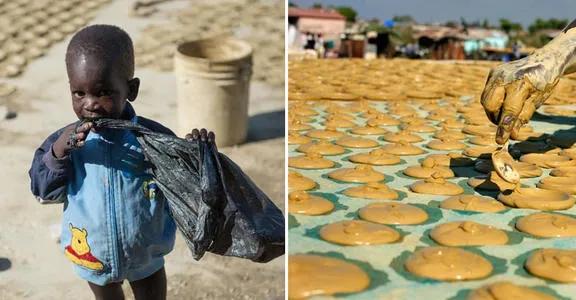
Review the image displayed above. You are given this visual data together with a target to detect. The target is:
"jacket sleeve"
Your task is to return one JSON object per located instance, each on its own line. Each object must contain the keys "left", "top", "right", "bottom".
{"left": 29, "top": 129, "right": 71, "bottom": 204}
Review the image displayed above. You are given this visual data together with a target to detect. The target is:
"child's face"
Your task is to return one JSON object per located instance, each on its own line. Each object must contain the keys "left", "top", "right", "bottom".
{"left": 67, "top": 54, "right": 138, "bottom": 120}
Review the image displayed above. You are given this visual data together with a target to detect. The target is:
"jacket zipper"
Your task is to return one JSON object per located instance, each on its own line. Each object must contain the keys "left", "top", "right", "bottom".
{"left": 107, "top": 138, "right": 120, "bottom": 279}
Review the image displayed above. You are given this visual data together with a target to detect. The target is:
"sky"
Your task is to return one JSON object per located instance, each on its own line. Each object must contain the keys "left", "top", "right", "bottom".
{"left": 290, "top": 0, "right": 576, "bottom": 28}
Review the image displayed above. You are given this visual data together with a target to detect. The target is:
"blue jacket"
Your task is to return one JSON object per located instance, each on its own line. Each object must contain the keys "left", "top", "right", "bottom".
{"left": 29, "top": 104, "right": 176, "bottom": 285}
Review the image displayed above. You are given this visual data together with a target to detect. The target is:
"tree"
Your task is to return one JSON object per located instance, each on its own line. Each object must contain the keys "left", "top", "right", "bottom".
{"left": 288, "top": 1, "right": 297, "bottom": 7}
{"left": 499, "top": 18, "right": 522, "bottom": 34}
{"left": 312, "top": 3, "right": 322, "bottom": 9}
{"left": 528, "top": 18, "right": 568, "bottom": 33}
{"left": 335, "top": 6, "right": 357, "bottom": 23}
{"left": 366, "top": 18, "right": 386, "bottom": 33}
{"left": 445, "top": 20, "right": 458, "bottom": 28}
{"left": 482, "top": 19, "right": 490, "bottom": 29}
{"left": 392, "top": 15, "right": 415, "bottom": 24}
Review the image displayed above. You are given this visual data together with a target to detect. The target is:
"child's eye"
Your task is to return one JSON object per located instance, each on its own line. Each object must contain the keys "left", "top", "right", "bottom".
{"left": 73, "top": 91, "right": 85, "bottom": 98}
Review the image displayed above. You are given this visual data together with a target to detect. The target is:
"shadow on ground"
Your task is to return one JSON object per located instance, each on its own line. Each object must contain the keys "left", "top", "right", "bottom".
{"left": 246, "top": 110, "right": 285, "bottom": 143}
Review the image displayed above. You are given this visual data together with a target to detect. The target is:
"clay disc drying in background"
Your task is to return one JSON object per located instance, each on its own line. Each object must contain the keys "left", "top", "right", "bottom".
{"left": 328, "top": 165, "right": 385, "bottom": 183}
{"left": 319, "top": 220, "right": 401, "bottom": 245}
{"left": 348, "top": 149, "right": 401, "bottom": 166}
{"left": 440, "top": 195, "right": 506, "bottom": 213}
{"left": 359, "top": 202, "right": 428, "bottom": 225}
{"left": 430, "top": 221, "right": 508, "bottom": 246}
{"left": 343, "top": 182, "right": 399, "bottom": 200}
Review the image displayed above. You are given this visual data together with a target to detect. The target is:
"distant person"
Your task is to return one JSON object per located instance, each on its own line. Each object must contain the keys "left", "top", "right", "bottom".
{"left": 305, "top": 32, "right": 316, "bottom": 50}
{"left": 481, "top": 20, "right": 576, "bottom": 145}
{"left": 315, "top": 33, "right": 325, "bottom": 58}
{"left": 28, "top": 25, "right": 216, "bottom": 300}
{"left": 512, "top": 42, "right": 521, "bottom": 60}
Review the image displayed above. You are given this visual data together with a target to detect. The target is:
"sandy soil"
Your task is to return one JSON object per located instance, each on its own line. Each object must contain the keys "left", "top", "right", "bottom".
{"left": 0, "top": 0, "right": 285, "bottom": 299}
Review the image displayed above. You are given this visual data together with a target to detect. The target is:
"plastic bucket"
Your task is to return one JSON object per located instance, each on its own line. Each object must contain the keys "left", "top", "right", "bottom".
{"left": 174, "top": 37, "right": 253, "bottom": 146}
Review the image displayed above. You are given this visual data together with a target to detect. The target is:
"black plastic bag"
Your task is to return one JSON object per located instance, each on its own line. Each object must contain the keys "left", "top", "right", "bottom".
{"left": 93, "top": 119, "right": 285, "bottom": 262}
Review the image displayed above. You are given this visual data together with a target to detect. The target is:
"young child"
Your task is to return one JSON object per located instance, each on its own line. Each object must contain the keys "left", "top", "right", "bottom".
{"left": 29, "top": 24, "right": 213, "bottom": 300}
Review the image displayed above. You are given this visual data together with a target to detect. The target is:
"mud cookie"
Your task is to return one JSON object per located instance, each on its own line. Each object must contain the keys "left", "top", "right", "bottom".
{"left": 550, "top": 166, "right": 576, "bottom": 177}
{"left": 492, "top": 147, "right": 520, "bottom": 184}
{"left": 288, "top": 191, "right": 334, "bottom": 215}
{"left": 382, "top": 130, "right": 423, "bottom": 143}
{"left": 468, "top": 281, "right": 555, "bottom": 300}
{"left": 537, "top": 176, "right": 576, "bottom": 194}
{"left": 381, "top": 141, "right": 425, "bottom": 156}
{"left": 462, "top": 124, "right": 497, "bottom": 136}
{"left": 289, "top": 254, "right": 370, "bottom": 299}
{"left": 403, "top": 159, "right": 454, "bottom": 179}
{"left": 297, "top": 140, "right": 346, "bottom": 156}
{"left": 366, "top": 114, "right": 400, "bottom": 126}
{"left": 525, "top": 249, "right": 576, "bottom": 283}
{"left": 289, "top": 119, "right": 312, "bottom": 131}
{"left": 433, "top": 129, "right": 467, "bottom": 140}
{"left": 402, "top": 123, "right": 436, "bottom": 133}
{"left": 343, "top": 182, "right": 399, "bottom": 200}
{"left": 426, "top": 138, "right": 466, "bottom": 151}
{"left": 410, "top": 174, "right": 464, "bottom": 195}
{"left": 358, "top": 202, "right": 428, "bottom": 225}
{"left": 404, "top": 247, "right": 493, "bottom": 281}
{"left": 424, "top": 152, "right": 474, "bottom": 167}
{"left": 328, "top": 165, "right": 385, "bottom": 183}
{"left": 288, "top": 171, "right": 317, "bottom": 191}
{"left": 498, "top": 188, "right": 574, "bottom": 211}
{"left": 350, "top": 124, "right": 388, "bottom": 135}
{"left": 430, "top": 221, "right": 508, "bottom": 246}
{"left": 289, "top": 152, "right": 335, "bottom": 169}
{"left": 520, "top": 153, "right": 576, "bottom": 169}
{"left": 474, "top": 159, "right": 542, "bottom": 178}
{"left": 288, "top": 131, "right": 312, "bottom": 145}
{"left": 463, "top": 145, "right": 499, "bottom": 158}
{"left": 348, "top": 149, "right": 401, "bottom": 166}
{"left": 306, "top": 126, "right": 345, "bottom": 140}
{"left": 440, "top": 195, "right": 506, "bottom": 213}
{"left": 440, "top": 118, "right": 465, "bottom": 130}
{"left": 516, "top": 212, "right": 576, "bottom": 238}
{"left": 469, "top": 135, "right": 498, "bottom": 146}
{"left": 335, "top": 136, "right": 379, "bottom": 148}
{"left": 319, "top": 220, "right": 401, "bottom": 245}
{"left": 325, "top": 115, "right": 357, "bottom": 128}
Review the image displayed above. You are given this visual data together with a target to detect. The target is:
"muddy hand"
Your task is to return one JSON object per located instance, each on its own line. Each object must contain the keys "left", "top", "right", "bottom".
{"left": 52, "top": 121, "right": 94, "bottom": 158}
{"left": 481, "top": 27, "right": 576, "bottom": 144}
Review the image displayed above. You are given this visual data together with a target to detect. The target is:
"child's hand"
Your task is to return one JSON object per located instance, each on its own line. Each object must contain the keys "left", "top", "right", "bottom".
{"left": 52, "top": 122, "right": 93, "bottom": 158}
{"left": 185, "top": 128, "right": 216, "bottom": 145}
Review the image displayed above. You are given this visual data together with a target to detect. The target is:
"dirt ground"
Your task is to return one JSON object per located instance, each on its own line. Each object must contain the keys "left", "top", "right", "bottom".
{"left": 0, "top": 0, "right": 285, "bottom": 299}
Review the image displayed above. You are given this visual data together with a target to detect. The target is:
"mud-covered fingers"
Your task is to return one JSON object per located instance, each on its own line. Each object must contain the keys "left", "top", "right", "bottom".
{"left": 495, "top": 81, "right": 532, "bottom": 144}
{"left": 191, "top": 128, "right": 200, "bottom": 140}
{"left": 200, "top": 128, "right": 208, "bottom": 141}
{"left": 75, "top": 122, "right": 93, "bottom": 134}
{"left": 481, "top": 85, "right": 505, "bottom": 124}
{"left": 510, "top": 98, "right": 537, "bottom": 140}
